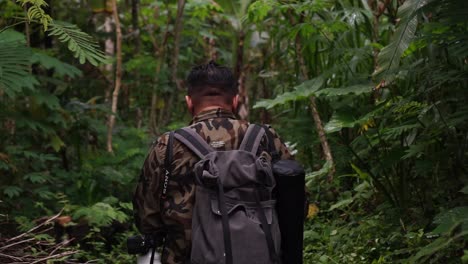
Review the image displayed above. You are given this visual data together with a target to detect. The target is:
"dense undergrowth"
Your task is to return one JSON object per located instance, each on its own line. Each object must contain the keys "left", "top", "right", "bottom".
{"left": 1, "top": 0, "right": 467, "bottom": 263}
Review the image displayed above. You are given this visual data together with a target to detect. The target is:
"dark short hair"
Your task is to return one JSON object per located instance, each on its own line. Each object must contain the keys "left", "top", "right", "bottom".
{"left": 186, "top": 61, "right": 238, "bottom": 98}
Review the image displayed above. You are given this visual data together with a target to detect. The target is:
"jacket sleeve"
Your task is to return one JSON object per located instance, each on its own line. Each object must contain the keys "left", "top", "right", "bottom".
{"left": 133, "top": 134, "right": 169, "bottom": 235}
{"left": 265, "top": 126, "right": 294, "bottom": 161}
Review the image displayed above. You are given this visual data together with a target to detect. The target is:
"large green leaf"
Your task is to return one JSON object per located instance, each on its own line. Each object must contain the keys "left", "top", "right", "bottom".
{"left": 411, "top": 206, "right": 468, "bottom": 262}
{"left": 31, "top": 51, "right": 82, "bottom": 78}
{"left": 324, "top": 111, "right": 357, "bottom": 133}
{"left": 431, "top": 206, "right": 468, "bottom": 235}
{"left": 255, "top": 80, "right": 372, "bottom": 110}
{"left": 374, "top": 0, "right": 432, "bottom": 80}
{"left": 316, "top": 84, "right": 373, "bottom": 97}
{"left": 253, "top": 77, "right": 324, "bottom": 109}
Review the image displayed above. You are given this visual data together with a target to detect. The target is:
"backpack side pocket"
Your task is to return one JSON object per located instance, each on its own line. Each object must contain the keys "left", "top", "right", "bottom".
{"left": 273, "top": 159, "right": 305, "bottom": 264}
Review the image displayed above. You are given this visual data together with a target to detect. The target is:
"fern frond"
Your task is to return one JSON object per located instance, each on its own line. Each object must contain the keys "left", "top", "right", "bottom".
{"left": 73, "top": 202, "right": 129, "bottom": 227}
{"left": 0, "top": 30, "right": 38, "bottom": 97}
{"left": 16, "top": 0, "right": 52, "bottom": 30}
{"left": 48, "top": 21, "right": 109, "bottom": 66}
{"left": 374, "top": 0, "right": 433, "bottom": 80}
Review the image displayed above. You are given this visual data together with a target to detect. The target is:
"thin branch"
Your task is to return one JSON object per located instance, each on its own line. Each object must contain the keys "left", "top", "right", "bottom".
{"left": 6, "top": 210, "right": 62, "bottom": 243}
{"left": 30, "top": 250, "right": 79, "bottom": 264}
{"left": 0, "top": 237, "right": 35, "bottom": 251}
{"left": 0, "top": 252, "right": 24, "bottom": 261}
{"left": 171, "top": 0, "right": 186, "bottom": 92}
{"left": 293, "top": 12, "right": 335, "bottom": 181}
{"left": 106, "top": 0, "right": 123, "bottom": 153}
{"left": 49, "top": 238, "right": 75, "bottom": 256}
{"left": 0, "top": 21, "right": 27, "bottom": 34}
{"left": 345, "top": 140, "right": 396, "bottom": 206}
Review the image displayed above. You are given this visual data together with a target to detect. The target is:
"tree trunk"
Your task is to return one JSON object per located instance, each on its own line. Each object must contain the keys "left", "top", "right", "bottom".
{"left": 295, "top": 25, "right": 335, "bottom": 181}
{"left": 103, "top": 15, "right": 114, "bottom": 104}
{"left": 144, "top": 4, "right": 171, "bottom": 135}
{"left": 106, "top": 0, "right": 122, "bottom": 153}
{"left": 205, "top": 36, "right": 218, "bottom": 61}
{"left": 160, "top": 0, "right": 186, "bottom": 127}
{"left": 171, "top": 0, "right": 186, "bottom": 92}
{"left": 235, "top": 31, "right": 249, "bottom": 120}
{"left": 131, "top": 0, "right": 140, "bottom": 127}
{"left": 131, "top": 0, "right": 141, "bottom": 52}
{"left": 149, "top": 90, "right": 159, "bottom": 135}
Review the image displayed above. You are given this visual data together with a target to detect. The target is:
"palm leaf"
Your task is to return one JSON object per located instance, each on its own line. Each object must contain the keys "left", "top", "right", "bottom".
{"left": 0, "top": 30, "right": 38, "bottom": 97}
{"left": 47, "top": 21, "right": 109, "bottom": 66}
{"left": 253, "top": 77, "right": 324, "bottom": 109}
{"left": 374, "top": 0, "right": 432, "bottom": 80}
{"left": 316, "top": 84, "right": 373, "bottom": 97}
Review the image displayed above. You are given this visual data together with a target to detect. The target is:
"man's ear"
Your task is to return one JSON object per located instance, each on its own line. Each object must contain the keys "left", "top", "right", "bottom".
{"left": 232, "top": 95, "right": 239, "bottom": 112}
{"left": 185, "top": 95, "right": 194, "bottom": 115}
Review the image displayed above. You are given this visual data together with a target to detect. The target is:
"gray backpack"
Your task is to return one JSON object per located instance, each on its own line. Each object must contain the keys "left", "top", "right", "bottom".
{"left": 173, "top": 124, "right": 281, "bottom": 264}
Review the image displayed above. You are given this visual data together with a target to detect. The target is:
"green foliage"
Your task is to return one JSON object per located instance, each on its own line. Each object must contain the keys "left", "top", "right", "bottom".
{"left": 73, "top": 200, "right": 129, "bottom": 227}
{"left": 17, "top": 0, "right": 52, "bottom": 30}
{"left": 250, "top": 0, "right": 467, "bottom": 262}
{"left": 3, "top": 186, "right": 23, "bottom": 198}
{"left": 305, "top": 160, "right": 333, "bottom": 188}
{"left": 247, "top": 0, "right": 277, "bottom": 22}
{"left": 374, "top": 0, "right": 426, "bottom": 80}
{"left": 254, "top": 77, "right": 324, "bottom": 109}
{"left": 0, "top": 30, "right": 37, "bottom": 97}
{"left": 48, "top": 21, "right": 109, "bottom": 66}
{"left": 1, "top": 0, "right": 467, "bottom": 262}
{"left": 31, "top": 51, "right": 82, "bottom": 78}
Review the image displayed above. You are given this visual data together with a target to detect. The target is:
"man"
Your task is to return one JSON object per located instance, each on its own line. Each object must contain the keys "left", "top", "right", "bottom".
{"left": 133, "top": 61, "right": 293, "bottom": 263}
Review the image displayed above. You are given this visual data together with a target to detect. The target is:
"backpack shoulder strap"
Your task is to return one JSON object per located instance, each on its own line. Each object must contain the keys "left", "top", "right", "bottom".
{"left": 262, "top": 125, "right": 280, "bottom": 161}
{"left": 239, "top": 124, "right": 265, "bottom": 154}
{"left": 174, "top": 127, "right": 214, "bottom": 159}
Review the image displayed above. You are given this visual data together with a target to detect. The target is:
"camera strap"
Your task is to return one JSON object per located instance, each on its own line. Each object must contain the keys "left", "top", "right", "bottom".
{"left": 158, "top": 131, "right": 174, "bottom": 263}
{"left": 162, "top": 131, "right": 174, "bottom": 199}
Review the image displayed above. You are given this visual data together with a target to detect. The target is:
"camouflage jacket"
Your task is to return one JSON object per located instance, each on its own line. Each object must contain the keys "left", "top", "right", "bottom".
{"left": 133, "top": 108, "right": 292, "bottom": 264}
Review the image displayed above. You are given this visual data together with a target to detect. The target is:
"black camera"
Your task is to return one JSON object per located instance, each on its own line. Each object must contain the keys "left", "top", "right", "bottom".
{"left": 127, "top": 234, "right": 164, "bottom": 255}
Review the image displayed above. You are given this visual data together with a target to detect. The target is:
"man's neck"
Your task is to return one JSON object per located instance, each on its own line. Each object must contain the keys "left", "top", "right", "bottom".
{"left": 193, "top": 106, "right": 232, "bottom": 116}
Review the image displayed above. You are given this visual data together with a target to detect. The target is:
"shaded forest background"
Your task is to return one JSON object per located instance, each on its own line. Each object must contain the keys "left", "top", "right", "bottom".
{"left": 0, "top": 0, "right": 467, "bottom": 263}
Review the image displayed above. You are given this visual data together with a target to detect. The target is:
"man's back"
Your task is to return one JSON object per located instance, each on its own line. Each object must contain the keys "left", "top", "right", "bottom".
{"left": 133, "top": 108, "right": 292, "bottom": 263}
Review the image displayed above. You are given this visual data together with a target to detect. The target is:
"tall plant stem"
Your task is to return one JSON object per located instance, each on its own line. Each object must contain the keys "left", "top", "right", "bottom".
{"left": 106, "top": 0, "right": 122, "bottom": 153}
{"left": 171, "top": 0, "right": 186, "bottom": 92}
{"left": 294, "top": 19, "right": 335, "bottom": 181}
{"left": 132, "top": 0, "right": 141, "bottom": 128}
{"left": 103, "top": 15, "right": 114, "bottom": 104}
{"left": 162, "top": 0, "right": 186, "bottom": 126}
{"left": 144, "top": 4, "right": 170, "bottom": 135}
{"left": 131, "top": 0, "right": 141, "bottom": 52}
{"left": 345, "top": 141, "right": 396, "bottom": 206}
{"left": 23, "top": 5, "right": 30, "bottom": 48}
